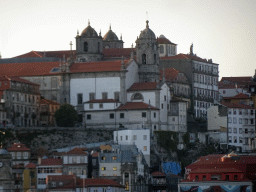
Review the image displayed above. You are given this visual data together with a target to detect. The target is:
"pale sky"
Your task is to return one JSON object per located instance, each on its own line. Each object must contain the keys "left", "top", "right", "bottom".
{"left": 1, "top": 0, "right": 256, "bottom": 79}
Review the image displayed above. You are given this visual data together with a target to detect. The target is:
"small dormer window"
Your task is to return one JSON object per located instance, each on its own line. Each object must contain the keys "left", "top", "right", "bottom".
{"left": 159, "top": 45, "right": 164, "bottom": 53}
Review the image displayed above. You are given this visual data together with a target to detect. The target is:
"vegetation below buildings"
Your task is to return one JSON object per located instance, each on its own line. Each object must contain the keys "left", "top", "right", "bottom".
{"left": 54, "top": 104, "right": 79, "bottom": 127}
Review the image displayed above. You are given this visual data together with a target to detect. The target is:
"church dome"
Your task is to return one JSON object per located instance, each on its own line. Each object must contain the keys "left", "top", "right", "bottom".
{"left": 81, "top": 21, "right": 98, "bottom": 38}
{"left": 139, "top": 20, "right": 156, "bottom": 40}
{"left": 103, "top": 25, "right": 119, "bottom": 41}
{"left": 0, "top": 149, "right": 9, "bottom": 154}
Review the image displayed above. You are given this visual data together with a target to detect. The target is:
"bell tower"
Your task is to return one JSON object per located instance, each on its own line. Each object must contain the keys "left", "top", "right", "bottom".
{"left": 136, "top": 20, "right": 160, "bottom": 82}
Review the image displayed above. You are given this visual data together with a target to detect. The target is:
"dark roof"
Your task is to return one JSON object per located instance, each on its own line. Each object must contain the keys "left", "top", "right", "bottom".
{"left": 220, "top": 102, "right": 254, "bottom": 109}
{"left": 127, "top": 82, "right": 159, "bottom": 91}
{"left": 116, "top": 102, "right": 159, "bottom": 110}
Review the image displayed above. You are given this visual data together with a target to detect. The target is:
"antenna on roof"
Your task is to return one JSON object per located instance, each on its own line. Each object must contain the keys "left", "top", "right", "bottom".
{"left": 146, "top": 11, "right": 148, "bottom": 20}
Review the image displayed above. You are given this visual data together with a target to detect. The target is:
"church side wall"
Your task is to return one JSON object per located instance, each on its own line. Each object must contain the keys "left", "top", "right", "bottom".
{"left": 125, "top": 61, "right": 139, "bottom": 91}
{"left": 70, "top": 75, "right": 120, "bottom": 106}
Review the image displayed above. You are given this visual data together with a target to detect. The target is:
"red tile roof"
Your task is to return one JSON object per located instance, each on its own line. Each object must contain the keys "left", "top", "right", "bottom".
{"left": 151, "top": 171, "right": 166, "bottom": 176}
{"left": 157, "top": 38, "right": 175, "bottom": 45}
{"left": 220, "top": 102, "right": 254, "bottom": 109}
{"left": 84, "top": 99, "right": 119, "bottom": 103}
{"left": 70, "top": 60, "right": 130, "bottom": 73}
{"left": 40, "top": 98, "right": 59, "bottom": 105}
{"left": 116, "top": 102, "right": 159, "bottom": 110}
{"left": 40, "top": 158, "right": 63, "bottom": 166}
{"left": 76, "top": 178, "right": 125, "bottom": 188}
{"left": 47, "top": 174, "right": 76, "bottom": 181}
{"left": 190, "top": 168, "right": 242, "bottom": 174}
{"left": 0, "top": 75, "right": 39, "bottom": 86}
{"left": 0, "top": 61, "right": 60, "bottom": 77}
{"left": 25, "top": 163, "right": 36, "bottom": 169}
{"left": 233, "top": 93, "right": 250, "bottom": 99}
{"left": 160, "top": 53, "right": 216, "bottom": 64}
{"left": 220, "top": 77, "right": 256, "bottom": 86}
{"left": 160, "top": 68, "right": 179, "bottom": 82}
{"left": 127, "top": 82, "right": 159, "bottom": 91}
{"left": 103, "top": 48, "right": 135, "bottom": 58}
{"left": 92, "top": 152, "right": 99, "bottom": 157}
{"left": 66, "top": 147, "right": 88, "bottom": 155}
{"left": 8, "top": 143, "right": 30, "bottom": 152}
{"left": 14, "top": 50, "right": 75, "bottom": 59}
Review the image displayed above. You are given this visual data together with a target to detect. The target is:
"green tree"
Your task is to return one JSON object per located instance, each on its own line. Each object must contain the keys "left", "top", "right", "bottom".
{"left": 54, "top": 104, "right": 79, "bottom": 127}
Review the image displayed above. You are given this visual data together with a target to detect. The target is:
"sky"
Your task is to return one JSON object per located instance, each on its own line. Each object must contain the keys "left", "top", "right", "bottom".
{"left": 1, "top": 0, "right": 256, "bottom": 79}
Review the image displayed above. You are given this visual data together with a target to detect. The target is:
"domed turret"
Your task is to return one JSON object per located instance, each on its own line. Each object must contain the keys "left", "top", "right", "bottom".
{"left": 103, "top": 25, "right": 119, "bottom": 41}
{"left": 103, "top": 25, "right": 123, "bottom": 49}
{"left": 81, "top": 21, "right": 98, "bottom": 38}
{"left": 136, "top": 20, "right": 159, "bottom": 83}
{"left": 76, "top": 20, "right": 103, "bottom": 62}
{"left": 138, "top": 20, "right": 156, "bottom": 40}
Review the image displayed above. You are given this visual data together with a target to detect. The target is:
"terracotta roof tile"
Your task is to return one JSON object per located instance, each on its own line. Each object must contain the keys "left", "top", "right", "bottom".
{"left": 84, "top": 99, "right": 119, "bottom": 103}
{"left": 103, "top": 48, "right": 135, "bottom": 58}
{"left": 92, "top": 152, "right": 99, "bottom": 157}
{"left": 40, "top": 98, "right": 59, "bottom": 105}
{"left": 190, "top": 168, "right": 242, "bottom": 174}
{"left": 47, "top": 174, "right": 76, "bottom": 181}
{"left": 66, "top": 147, "right": 88, "bottom": 155}
{"left": 220, "top": 102, "right": 254, "bottom": 109}
{"left": 160, "top": 53, "right": 216, "bottom": 64}
{"left": 233, "top": 93, "right": 250, "bottom": 99}
{"left": 14, "top": 51, "right": 44, "bottom": 58}
{"left": 0, "top": 75, "right": 39, "bottom": 86}
{"left": 220, "top": 77, "right": 256, "bottom": 86}
{"left": 0, "top": 61, "right": 60, "bottom": 77}
{"left": 25, "top": 163, "right": 36, "bottom": 169}
{"left": 8, "top": 143, "right": 30, "bottom": 152}
{"left": 116, "top": 102, "right": 159, "bottom": 110}
{"left": 127, "top": 82, "right": 158, "bottom": 91}
{"left": 14, "top": 50, "right": 75, "bottom": 59}
{"left": 160, "top": 68, "right": 179, "bottom": 82}
{"left": 157, "top": 38, "right": 176, "bottom": 45}
{"left": 70, "top": 60, "right": 130, "bottom": 73}
{"left": 151, "top": 171, "right": 166, "bottom": 176}
{"left": 40, "top": 158, "right": 63, "bottom": 166}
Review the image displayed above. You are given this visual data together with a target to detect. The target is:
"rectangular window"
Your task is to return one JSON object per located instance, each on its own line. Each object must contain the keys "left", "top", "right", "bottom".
{"left": 89, "top": 93, "right": 95, "bottom": 101}
{"left": 228, "top": 128, "right": 231, "bottom": 133}
{"left": 113, "top": 167, "right": 117, "bottom": 171}
{"left": 164, "top": 95, "right": 166, "bottom": 101}
{"left": 161, "top": 103, "right": 164, "bottom": 109}
{"left": 77, "top": 93, "right": 83, "bottom": 104}
{"left": 239, "top": 118, "right": 242, "bottom": 124}
{"left": 233, "top": 128, "right": 237, "bottom": 133}
{"left": 99, "top": 103, "right": 103, "bottom": 108}
{"left": 102, "top": 92, "right": 108, "bottom": 100}
{"left": 120, "top": 136, "right": 122, "bottom": 141}
{"left": 239, "top": 110, "right": 242, "bottom": 115}
{"left": 239, "top": 128, "right": 242, "bottom": 134}
{"left": 233, "top": 109, "right": 236, "bottom": 114}
{"left": 87, "top": 114, "right": 91, "bottom": 120}
{"left": 89, "top": 103, "right": 93, "bottom": 109}
{"left": 110, "top": 113, "right": 114, "bottom": 119}
{"left": 133, "top": 135, "right": 137, "bottom": 140}
{"left": 245, "top": 129, "right": 248, "bottom": 134}
{"left": 233, "top": 118, "right": 237, "bottom": 124}
{"left": 114, "top": 92, "right": 120, "bottom": 101}
{"left": 142, "top": 112, "right": 146, "bottom": 118}
{"left": 229, "top": 136, "right": 232, "bottom": 143}
{"left": 143, "top": 146, "right": 147, "bottom": 151}
{"left": 228, "top": 117, "right": 232, "bottom": 123}
{"left": 143, "top": 135, "right": 147, "bottom": 140}
{"left": 154, "top": 112, "right": 156, "bottom": 118}
{"left": 120, "top": 113, "right": 124, "bottom": 118}
{"left": 234, "top": 136, "right": 237, "bottom": 143}
{"left": 239, "top": 137, "right": 243, "bottom": 143}
{"left": 112, "top": 156, "right": 117, "bottom": 160}
{"left": 126, "top": 135, "right": 128, "bottom": 140}
{"left": 102, "top": 167, "right": 106, "bottom": 171}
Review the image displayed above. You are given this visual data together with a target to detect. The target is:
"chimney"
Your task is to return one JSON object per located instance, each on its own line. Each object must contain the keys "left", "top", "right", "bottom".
{"left": 38, "top": 157, "right": 41, "bottom": 165}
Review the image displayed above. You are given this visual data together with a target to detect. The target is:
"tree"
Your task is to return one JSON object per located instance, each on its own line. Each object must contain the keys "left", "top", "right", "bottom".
{"left": 54, "top": 104, "right": 79, "bottom": 127}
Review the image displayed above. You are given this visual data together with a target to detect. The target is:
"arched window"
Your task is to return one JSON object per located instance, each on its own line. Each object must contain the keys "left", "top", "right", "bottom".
{"left": 84, "top": 42, "right": 88, "bottom": 52}
{"left": 142, "top": 54, "right": 146, "bottom": 64}
{"left": 132, "top": 93, "right": 143, "bottom": 100}
{"left": 160, "top": 45, "right": 164, "bottom": 53}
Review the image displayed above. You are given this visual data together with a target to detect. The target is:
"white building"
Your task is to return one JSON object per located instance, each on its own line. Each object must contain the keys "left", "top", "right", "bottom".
{"left": 114, "top": 129, "right": 150, "bottom": 166}
{"left": 221, "top": 102, "right": 255, "bottom": 152}
{"left": 62, "top": 147, "right": 88, "bottom": 179}
{"left": 37, "top": 158, "right": 63, "bottom": 190}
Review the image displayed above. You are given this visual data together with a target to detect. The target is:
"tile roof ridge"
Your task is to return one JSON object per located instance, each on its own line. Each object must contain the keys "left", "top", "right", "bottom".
{"left": 32, "top": 51, "right": 44, "bottom": 58}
